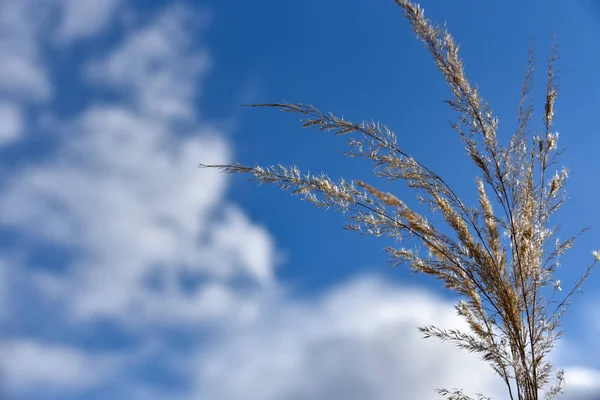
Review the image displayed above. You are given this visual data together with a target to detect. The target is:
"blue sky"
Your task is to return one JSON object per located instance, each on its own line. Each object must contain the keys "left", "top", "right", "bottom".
{"left": 1, "top": 0, "right": 600, "bottom": 399}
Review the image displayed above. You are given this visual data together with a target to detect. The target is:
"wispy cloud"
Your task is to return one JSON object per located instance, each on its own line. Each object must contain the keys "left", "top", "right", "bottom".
{"left": 0, "top": 102, "right": 24, "bottom": 145}
{"left": 86, "top": 5, "right": 210, "bottom": 119}
{"left": 56, "top": 0, "right": 124, "bottom": 42}
{"left": 0, "top": 0, "right": 52, "bottom": 102}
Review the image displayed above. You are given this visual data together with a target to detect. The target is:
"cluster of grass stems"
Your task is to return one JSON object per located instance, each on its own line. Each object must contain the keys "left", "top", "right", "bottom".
{"left": 201, "top": 1, "right": 598, "bottom": 399}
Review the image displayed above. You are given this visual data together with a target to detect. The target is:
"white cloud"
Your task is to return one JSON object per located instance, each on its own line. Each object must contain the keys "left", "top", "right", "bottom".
{"left": 0, "top": 339, "right": 118, "bottom": 394}
{"left": 0, "top": 54, "right": 51, "bottom": 101}
{"left": 0, "top": 3, "right": 277, "bottom": 331}
{"left": 193, "top": 276, "right": 506, "bottom": 400}
{"left": 0, "top": 0, "right": 52, "bottom": 101}
{"left": 0, "top": 102, "right": 24, "bottom": 144}
{"left": 0, "top": 260, "right": 8, "bottom": 322}
{"left": 87, "top": 6, "right": 210, "bottom": 120}
{"left": 57, "top": 0, "right": 123, "bottom": 41}
{"left": 565, "top": 366, "right": 600, "bottom": 390}
{"left": 208, "top": 206, "right": 277, "bottom": 283}
{"left": 550, "top": 330, "right": 600, "bottom": 399}
{"left": 0, "top": 103, "right": 277, "bottom": 325}
{"left": 561, "top": 367, "right": 600, "bottom": 400}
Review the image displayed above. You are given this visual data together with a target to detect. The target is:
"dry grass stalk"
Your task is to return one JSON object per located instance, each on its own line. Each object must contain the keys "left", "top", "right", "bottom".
{"left": 200, "top": 1, "right": 597, "bottom": 399}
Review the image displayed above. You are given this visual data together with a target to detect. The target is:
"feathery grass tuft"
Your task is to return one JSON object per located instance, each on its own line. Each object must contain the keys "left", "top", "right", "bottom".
{"left": 201, "top": 2, "right": 597, "bottom": 399}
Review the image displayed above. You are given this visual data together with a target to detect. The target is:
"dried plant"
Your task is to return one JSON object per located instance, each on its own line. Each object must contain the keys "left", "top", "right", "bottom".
{"left": 200, "top": 1, "right": 598, "bottom": 399}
